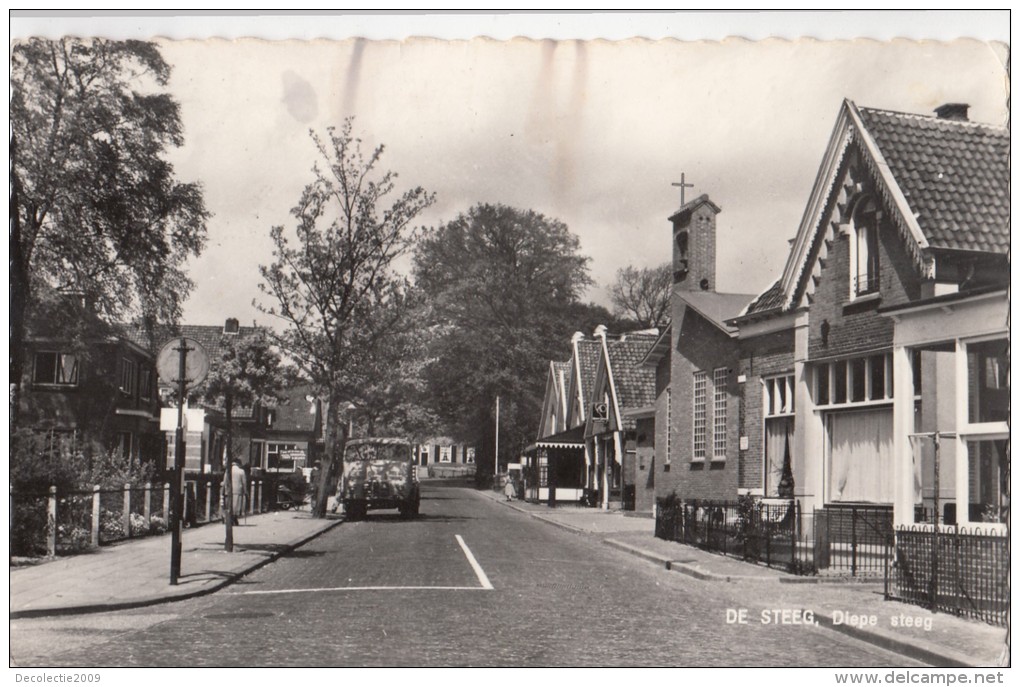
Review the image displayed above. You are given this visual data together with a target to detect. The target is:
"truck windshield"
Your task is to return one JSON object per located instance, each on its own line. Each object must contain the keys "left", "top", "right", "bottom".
{"left": 345, "top": 443, "right": 409, "bottom": 462}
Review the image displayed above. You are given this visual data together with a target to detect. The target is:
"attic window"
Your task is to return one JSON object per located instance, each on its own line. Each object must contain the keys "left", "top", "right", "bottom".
{"left": 849, "top": 196, "right": 880, "bottom": 299}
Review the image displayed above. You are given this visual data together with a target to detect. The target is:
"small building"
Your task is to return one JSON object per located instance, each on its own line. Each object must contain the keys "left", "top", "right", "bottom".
{"left": 584, "top": 326, "right": 658, "bottom": 510}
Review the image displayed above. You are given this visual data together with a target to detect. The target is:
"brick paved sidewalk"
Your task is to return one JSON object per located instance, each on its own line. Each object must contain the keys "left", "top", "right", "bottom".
{"left": 10, "top": 510, "right": 342, "bottom": 618}
{"left": 477, "top": 489, "right": 1008, "bottom": 668}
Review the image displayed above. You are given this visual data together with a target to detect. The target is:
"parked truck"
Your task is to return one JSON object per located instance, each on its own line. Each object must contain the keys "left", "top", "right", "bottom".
{"left": 340, "top": 438, "right": 420, "bottom": 519}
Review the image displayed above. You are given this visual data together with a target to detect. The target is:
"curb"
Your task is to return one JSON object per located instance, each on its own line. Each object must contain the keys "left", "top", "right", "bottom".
{"left": 812, "top": 611, "right": 980, "bottom": 668}
{"left": 10, "top": 517, "right": 344, "bottom": 620}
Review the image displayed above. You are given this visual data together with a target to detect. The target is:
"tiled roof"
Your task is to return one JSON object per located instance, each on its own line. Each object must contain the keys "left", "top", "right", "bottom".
{"left": 575, "top": 339, "right": 602, "bottom": 407}
{"left": 607, "top": 337, "right": 657, "bottom": 413}
{"left": 858, "top": 107, "right": 1009, "bottom": 254}
{"left": 742, "top": 279, "right": 784, "bottom": 316}
{"left": 678, "top": 291, "right": 756, "bottom": 332}
{"left": 122, "top": 321, "right": 266, "bottom": 418}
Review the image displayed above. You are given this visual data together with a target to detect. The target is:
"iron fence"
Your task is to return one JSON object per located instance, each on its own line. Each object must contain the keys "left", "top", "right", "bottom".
{"left": 892, "top": 524, "right": 1008, "bottom": 627}
{"left": 813, "top": 504, "right": 893, "bottom": 576}
{"left": 655, "top": 497, "right": 813, "bottom": 574}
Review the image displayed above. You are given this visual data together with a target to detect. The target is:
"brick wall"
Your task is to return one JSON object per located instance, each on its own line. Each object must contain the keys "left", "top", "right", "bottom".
{"left": 673, "top": 202, "right": 718, "bottom": 293}
{"left": 653, "top": 352, "right": 674, "bottom": 503}
{"left": 670, "top": 306, "right": 740, "bottom": 501}
{"left": 632, "top": 417, "right": 656, "bottom": 511}
{"left": 738, "top": 329, "right": 796, "bottom": 491}
{"left": 807, "top": 172, "right": 923, "bottom": 360}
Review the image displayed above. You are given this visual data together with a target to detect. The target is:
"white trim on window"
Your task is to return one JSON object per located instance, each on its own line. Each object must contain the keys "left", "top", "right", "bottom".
{"left": 712, "top": 368, "right": 727, "bottom": 460}
{"left": 693, "top": 371, "right": 707, "bottom": 461}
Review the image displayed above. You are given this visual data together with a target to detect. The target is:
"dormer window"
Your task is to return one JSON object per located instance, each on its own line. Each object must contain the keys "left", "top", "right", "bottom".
{"left": 850, "top": 196, "right": 880, "bottom": 298}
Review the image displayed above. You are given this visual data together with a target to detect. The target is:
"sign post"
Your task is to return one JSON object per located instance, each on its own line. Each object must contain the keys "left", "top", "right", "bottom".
{"left": 157, "top": 337, "right": 209, "bottom": 585}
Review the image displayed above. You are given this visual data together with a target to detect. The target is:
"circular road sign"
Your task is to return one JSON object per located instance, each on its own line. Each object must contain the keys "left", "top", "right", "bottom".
{"left": 157, "top": 337, "right": 210, "bottom": 388}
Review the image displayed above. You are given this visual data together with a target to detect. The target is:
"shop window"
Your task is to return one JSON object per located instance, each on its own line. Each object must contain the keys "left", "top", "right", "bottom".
{"left": 267, "top": 443, "right": 303, "bottom": 471}
{"left": 33, "top": 351, "right": 79, "bottom": 386}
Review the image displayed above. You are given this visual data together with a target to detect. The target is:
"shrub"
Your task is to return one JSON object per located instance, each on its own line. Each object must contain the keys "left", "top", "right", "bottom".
{"left": 58, "top": 524, "right": 92, "bottom": 552}
{"left": 99, "top": 509, "right": 125, "bottom": 541}
{"left": 129, "top": 512, "right": 148, "bottom": 535}
{"left": 149, "top": 516, "right": 168, "bottom": 534}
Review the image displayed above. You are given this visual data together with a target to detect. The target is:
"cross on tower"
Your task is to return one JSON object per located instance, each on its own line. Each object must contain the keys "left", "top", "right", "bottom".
{"left": 672, "top": 173, "right": 694, "bottom": 206}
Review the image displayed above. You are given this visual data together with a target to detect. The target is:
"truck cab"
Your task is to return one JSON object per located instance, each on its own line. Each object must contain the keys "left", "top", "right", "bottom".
{"left": 340, "top": 438, "right": 420, "bottom": 519}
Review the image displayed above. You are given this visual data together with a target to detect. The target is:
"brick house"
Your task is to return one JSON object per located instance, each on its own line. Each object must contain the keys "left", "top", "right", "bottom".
{"left": 728, "top": 100, "right": 1008, "bottom": 535}
{"left": 18, "top": 315, "right": 162, "bottom": 463}
{"left": 254, "top": 382, "right": 323, "bottom": 478}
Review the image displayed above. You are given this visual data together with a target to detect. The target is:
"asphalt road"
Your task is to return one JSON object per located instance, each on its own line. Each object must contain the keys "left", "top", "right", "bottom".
{"left": 11, "top": 481, "right": 921, "bottom": 667}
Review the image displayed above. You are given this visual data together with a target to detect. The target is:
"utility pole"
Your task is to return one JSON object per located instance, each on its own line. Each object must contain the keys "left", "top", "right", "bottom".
{"left": 170, "top": 338, "right": 188, "bottom": 585}
{"left": 494, "top": 396, "right": 500, "bottom": 484}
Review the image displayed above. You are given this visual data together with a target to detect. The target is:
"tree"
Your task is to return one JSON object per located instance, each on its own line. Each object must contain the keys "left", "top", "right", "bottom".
{"left": 257, "top": 119, "right": 435, "bottom": 516}
{"left": 412, "top": 203, "right": 593, "bottom": 477}
{"left": 607, "top": 262, "right": 673, "bottom": 328}
{"left": 202, "top": 330, "right": 286, "bottom": 551}
{"left": 10, "top": 38, "right": 208, "bottom": 419}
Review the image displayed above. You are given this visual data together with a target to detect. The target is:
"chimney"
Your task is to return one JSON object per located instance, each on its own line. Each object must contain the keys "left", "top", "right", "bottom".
{"left": 934, "top": 103, "right": 969, "bottom": 121}
{"left": 224, "top": 317, "right": 240, "bottom": 334}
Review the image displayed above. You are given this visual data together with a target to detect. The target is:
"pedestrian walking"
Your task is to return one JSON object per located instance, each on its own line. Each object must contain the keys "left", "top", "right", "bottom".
{"left": 503, "top": 476, "right": 516, "bottom": 502}
{"left": 223, "top": 458, "right": 247, "bottom": 526}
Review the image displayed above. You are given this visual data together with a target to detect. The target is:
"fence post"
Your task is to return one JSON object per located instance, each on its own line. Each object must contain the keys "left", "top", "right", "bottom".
{"left": 122, "top": 483, "right": 131, "bottom": 537}
{"left": 91, "top": 485, "right": 101, "bottom": 547}
{"left": 47, "top": 485, "right": 57, "bottom": 557}
{"left": 249, "top": 480, "right": 256, "bottom": 515}
{"left": 204, "top": 481, "right": 212, "bottom": 522}
{"left": 163, "top": 483, "right": 170, "bottom": 520}
{"left": 851, "top": 506, "right": 858, "bottom": 577}
{"left": 143, "top": 482, "right": 152, "bottom": 523}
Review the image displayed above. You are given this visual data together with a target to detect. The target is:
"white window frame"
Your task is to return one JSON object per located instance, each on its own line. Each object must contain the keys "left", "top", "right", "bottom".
{"left": 692, "top": 371, "right": 707, "bottom": 461}
{"left": 763, "top": 373, "right": 796, "bottom": 418}
{"left": 265, "top": 442, "right": 302, "bottom": 472}
{"left": 712, "top": 368, "right": 728, "bottom": 460}
{"left": 120, "top": 357, "right": 137, "bottom": 395}
{"left": 955, "top": 335, "right": 1009, "bottom": 529}
{"left": 665, "top": 387, "right": 672, "bottom": 465}
{"left": 33, "top": 351, "right": 80, "bottom": 387}
{"left": 813, "top": 353, "right": 897, "bottom": 411}
{"left": 439, "top": 446, "right": 452, "bottom": 463}
{"left": 848, "top": 196, "right": 880, "bottom": 300}
{"left": 465, "top": 447, "right": 475, "bottom": 464}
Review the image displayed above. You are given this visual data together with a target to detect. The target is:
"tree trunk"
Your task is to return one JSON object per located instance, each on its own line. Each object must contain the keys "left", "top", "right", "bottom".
{"left": 9, "top": 134, "right": 28, "bottom": 428}
{"left": 312, "top": 391, "right": 346, "bottom": 517}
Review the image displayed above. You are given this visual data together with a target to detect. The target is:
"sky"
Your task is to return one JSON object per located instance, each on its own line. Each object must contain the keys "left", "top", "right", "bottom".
{"left": 11, "top": 12, "right": 1010, "bottom": 330}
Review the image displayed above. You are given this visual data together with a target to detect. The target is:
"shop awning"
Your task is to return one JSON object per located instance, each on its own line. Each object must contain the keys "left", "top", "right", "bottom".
{"left": 525, "top": 424, "right": 586, "bottom": 453}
